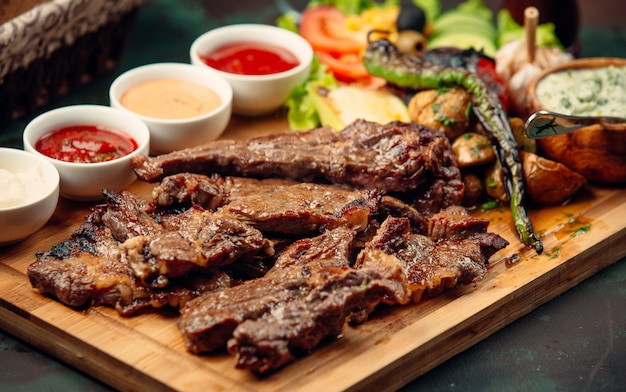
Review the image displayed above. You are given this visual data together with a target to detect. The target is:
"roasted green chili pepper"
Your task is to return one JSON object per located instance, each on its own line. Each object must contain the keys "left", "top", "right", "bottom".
{"left": 363, "top": 38, "right": 543, "bottom": 253}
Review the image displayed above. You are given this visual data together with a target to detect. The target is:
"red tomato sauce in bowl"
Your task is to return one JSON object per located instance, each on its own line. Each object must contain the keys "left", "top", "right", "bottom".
{"left": 199, "top": 42, "right": 300, "bottom": 75}
{"left": 35, "top": 125, "right": 138, "bottom": 164}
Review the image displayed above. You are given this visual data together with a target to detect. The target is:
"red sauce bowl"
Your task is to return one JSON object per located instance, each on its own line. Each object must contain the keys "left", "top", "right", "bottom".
{"left": 23, "top": 105, "right": 150, "bottom": 201}
{"left": 190, "top": 24, "right": 313, "bottom": 116}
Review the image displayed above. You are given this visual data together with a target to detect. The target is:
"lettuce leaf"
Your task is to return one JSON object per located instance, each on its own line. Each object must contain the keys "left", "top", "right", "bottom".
{"left": 454, "top": 0, "right": 492, "bottom": 20}
{"left": 497, "top": 9, "right": 563, "bottom": 48}
{"left": 284, "top": 56, "right": 339, "bottom": 130}
{"left": 414, "top": 0, "right": 440, "bottom": 23}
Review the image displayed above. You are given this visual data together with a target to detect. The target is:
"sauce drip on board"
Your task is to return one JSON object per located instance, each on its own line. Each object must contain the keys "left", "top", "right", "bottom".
{"left": 35, "top": 125, "right": 138, "bottom": 164}
{"left": 199, "top": 42, "right": 300, "bottom": 75}
{"left": 120, "top": 79, "right": 222, "bottom": 119}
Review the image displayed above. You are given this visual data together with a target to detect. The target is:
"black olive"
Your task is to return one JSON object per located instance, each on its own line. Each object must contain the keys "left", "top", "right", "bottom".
{"left": 396, "top": 4, "right": 426, "bottom": 32}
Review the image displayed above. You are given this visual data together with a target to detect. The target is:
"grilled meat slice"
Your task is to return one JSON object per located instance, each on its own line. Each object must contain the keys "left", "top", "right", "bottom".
{"left": 27, "top": 214, "right": 231, "bottom": 316}
{"left": 130, "top": 119, "right": 462, "bottom": 195}
{"left": 147, "top": 208, "right": 269, "bottom": 281}
{"left": 100, "top": 189, "right": 163, "bottom": 242}
{"left": 358, "top": 208, "right": 508, "bottom": 302}
{"left": 152, "top": 173, "right": 300, "bottom": 209}
{"left": 152, "top": 173, "right": 229, "bottom": 210}
{"left": 177, "top": 226, "right": 360, "bottom": 354}
{"left": 269, "top": 226, "right": 356, "bottom": 271}
{"left": 226, "top": 252, "right": 409, "bottom": 374}
{"left": 218, "top": 183, "right": 380, "bottom": 236}
{"left": 100, "top": 190, "right": 269, "bottom": 287}
{"left": 428, "top": 205, "right": 491, "bottom": 240}
{"left": 152, "top": 174, "right": 381, "bottom": 237}
{"left": 27, "top": 218, "right": 131, "bottom": 309}
{"left": 378, "top": 195, "right": 429, "bottom": 234}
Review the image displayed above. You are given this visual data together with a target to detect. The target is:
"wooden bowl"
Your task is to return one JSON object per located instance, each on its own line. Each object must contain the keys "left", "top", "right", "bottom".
{"left": 527, "top": 57, "right": 626, "bottom": 184}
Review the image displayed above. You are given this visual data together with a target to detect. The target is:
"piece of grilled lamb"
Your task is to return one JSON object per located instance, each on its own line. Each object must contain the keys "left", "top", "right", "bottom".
{"left": 176, "top": 226, "right": 359, "bottom": 354}
{"left": 226, "top": 251, "right": 409, "bottom": 374}
{"left": 151, "top": 173, "right": 382, "bottom": 236}
{"left": 130, "top": 120, "right": 462, "bottom": 197}
{"left": 177, "top": 225, "right": 409, "bottom": 373}
{"left": 27, "top": 210, "right": 232, "bottom": 316}
{"left": 100, "top": 190, "right": 270, "bottom": 288}
{"left": 357, "top": 206, "right": 509, "bottom": 302}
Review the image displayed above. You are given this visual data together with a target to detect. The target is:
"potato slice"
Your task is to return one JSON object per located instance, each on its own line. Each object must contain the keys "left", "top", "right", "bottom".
{"left": 522, "top": 151, "right": 587, "bottom": 205}
{"left": 309, "top": 83, "right": 410, "bottom": 130}
{"left": 485, "top": 151, "right": 587, "bottom": 205}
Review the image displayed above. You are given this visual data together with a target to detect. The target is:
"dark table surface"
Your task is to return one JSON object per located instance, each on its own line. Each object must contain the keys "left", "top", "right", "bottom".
{"left": 1, "top": 1, "right": 625, "bottom": 391}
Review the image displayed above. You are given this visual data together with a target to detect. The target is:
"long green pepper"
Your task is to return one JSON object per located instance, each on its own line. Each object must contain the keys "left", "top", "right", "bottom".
{"left": 363, "top": 39, "right": 543, "bottom": 254}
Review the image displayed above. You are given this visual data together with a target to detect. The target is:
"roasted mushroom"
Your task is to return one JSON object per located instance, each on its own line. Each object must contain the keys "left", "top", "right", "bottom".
{"left": 451, "top": 132, "right": 496, "bottom": 168}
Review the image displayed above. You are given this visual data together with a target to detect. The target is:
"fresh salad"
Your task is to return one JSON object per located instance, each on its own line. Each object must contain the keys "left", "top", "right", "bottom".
{"left": 277, "top": 0, "right": 563, "bottom": 130}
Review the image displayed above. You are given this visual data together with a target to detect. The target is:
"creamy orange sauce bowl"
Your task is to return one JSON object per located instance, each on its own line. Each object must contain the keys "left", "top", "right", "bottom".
{"left": 109, "top": 62, "right": 233, "bottom": 154}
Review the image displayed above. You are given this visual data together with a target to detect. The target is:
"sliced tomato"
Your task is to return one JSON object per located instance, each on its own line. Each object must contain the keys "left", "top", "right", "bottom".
{"left": 299, "top": 5, "right": 364, "bottom": 54}
{"left": 315, "top": 51, "right": 370, "bottom": 83}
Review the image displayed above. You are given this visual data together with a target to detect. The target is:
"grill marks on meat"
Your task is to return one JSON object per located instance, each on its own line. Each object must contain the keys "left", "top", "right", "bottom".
{"left": 153, "top": 173, "right": 381, "bottom": 236}
{"left": 102, "top": 190, "right": 269, "bottom": 288}
{"left": 28, "top": 218, "right": 131, "bottom": 310}
{"left": 358, "top": 206, "right": 509, "bottom": 302}
{"left": 178, "top": 227, "right": 409, "bottom": 373}
{"left": 130, "top": 120, "right": 462, "bottom": 197}
{"left": 26, "top": 214, "right": 232, "bottom": 316}
{"left": 177, "top": 227, "right": 358, "bottom": 354}
{"left": 28, "top": 120, "right": 509, "bottom": 374}
{"left": 269, "top": 226, "right": 356, "bottom": 271}
{"left": 227, "top": 253, "right": 408, "bottom": 374}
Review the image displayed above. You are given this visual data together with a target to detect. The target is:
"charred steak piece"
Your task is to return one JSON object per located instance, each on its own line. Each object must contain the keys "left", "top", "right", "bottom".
{"left": 226, "top": 252, "right": 409, "bottom": 374}
{"left": 269, "top": 226, "right": 356, "bottom": 271}
{"left": 177, "top": 226, "right": 365, "bottom": 354}
{"left": 27, "top": 214, "right": 231, "bottom": 316}
{"left": 27, "top": 218, "right": 131, "bottom": 310}
{"left": 130, "top": 119, "right": 461, "bottom": 195}
{"left": 152, "top": 173, "right": 299, "bottom": 209}
{"left": 178, "top": 227, "right": 404, "bottom": 353}
{"left": 357, "top": 207, "right": 509, "bottom": 302}
{"left": 152, "top": 173, "right": 381, "bottom": 237}
{"left": 100, "top": 188, "right": 163, "bottom": 242}
{"left": 101, "top": 190, "right": 269, "bottom": 287}
{"left": 151, "top": 173, "right": 229, "bottom": 210}
{"left": 218, "top": 183, "right": 380, "bottom": 236}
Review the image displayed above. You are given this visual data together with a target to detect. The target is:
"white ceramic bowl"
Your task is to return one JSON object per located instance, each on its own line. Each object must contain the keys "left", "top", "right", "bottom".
{"left": 109, "top": 62, "right": 232, "bottom": 154}
{"left": 0, "top": 148, "right": 60, "bottom": 246}
{"left": 23, "top": 105, "right": 150, "bottom": 201}
{"left": 190, "top": 24, "right": 313, "bottom": 116}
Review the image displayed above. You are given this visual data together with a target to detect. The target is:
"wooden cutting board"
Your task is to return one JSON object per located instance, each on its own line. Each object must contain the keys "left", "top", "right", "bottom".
{"left": 1, "top": 115, "right": 625, "bottom": 392}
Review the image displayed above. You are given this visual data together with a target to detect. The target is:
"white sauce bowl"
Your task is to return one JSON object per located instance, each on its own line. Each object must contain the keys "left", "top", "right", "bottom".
{"left": 0, "top": 147, "right": 60, "bottom": 246}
